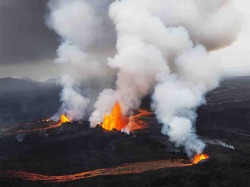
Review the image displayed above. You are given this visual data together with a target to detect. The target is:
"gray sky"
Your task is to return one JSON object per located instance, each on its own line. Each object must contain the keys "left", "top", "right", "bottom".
{"left": 0, "top": 0, "right": 58, "bottom": 64}
{"left": 214, "top": 0, "right": 250, "bottom": 76}
{"left": 0, "top": 0, "right": 249, "bottom": 80}
{"left": 0, "top": 0, "right": 60, "bottom": 80}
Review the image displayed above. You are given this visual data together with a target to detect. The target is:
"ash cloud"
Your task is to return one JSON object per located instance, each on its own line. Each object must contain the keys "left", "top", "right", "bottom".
{"left": 46, "top": 0, "right": 242, "bottom": 156}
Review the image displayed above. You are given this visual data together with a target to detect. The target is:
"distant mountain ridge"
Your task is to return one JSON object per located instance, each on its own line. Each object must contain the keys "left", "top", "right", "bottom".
{"left": 0, "top": 76, "right": 249, "bottom": 125}
{"left": 0, "top": 77, "right": 62, "bottom": 125}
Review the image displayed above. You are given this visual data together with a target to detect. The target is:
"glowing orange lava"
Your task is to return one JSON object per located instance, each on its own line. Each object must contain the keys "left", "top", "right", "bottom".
{"left": 192, "top": 153, "right": 209, "bottom": 164}
{"left": 0, "top": 159, "right": 190, "bottom": 183}
{"left": 2, "top": 114, "right": 71, "bottom": 136}
{"left": 102, "top": 102, "right": 128, "bottom": 131}
{"left": 101, "top": 102, "right": 152, "bottom": 132}
{"left": 59, "top": 114, "right": 70, "bottom": 123}
{"left": 128, "top": 109, "right": 152, "bottom": 131}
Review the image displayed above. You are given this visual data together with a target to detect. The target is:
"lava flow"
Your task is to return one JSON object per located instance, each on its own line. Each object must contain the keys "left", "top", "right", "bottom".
{"left": 3, "top": 114, "right": 70, "bottom": 136}
{"left": 192, "top": 153, "right": 209, "bottom": 164}
{"left": 0, "top": 159, "right": 191, "bottom": 183}
{"left": 101, "top": 102, "right": 152, "bottom": 132}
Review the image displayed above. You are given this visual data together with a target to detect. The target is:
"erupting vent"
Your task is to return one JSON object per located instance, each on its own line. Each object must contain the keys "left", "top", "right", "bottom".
{"left": 102, "top": 102, "right": 128, "bottom": 131}
{"left": 192, "top": 153, "right": 209, "bottom": 164}
{"left": 59, "top": 114, "right": 70, "bottom": 124}
{"left": 101, "top": 102, "right": 152, "bottom": 132}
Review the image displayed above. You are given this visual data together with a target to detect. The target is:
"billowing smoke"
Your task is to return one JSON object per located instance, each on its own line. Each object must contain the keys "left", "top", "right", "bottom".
{"left": 90, "top": 0, "right": 241, "bottom": 157}
{"left": 47, "top": 0, "right": 242, "bottom": 157}
{"left": 54, "top": 75, "right": 90, "bottom": 120}
{"left": 46, "top": 0, "right": 116, "bottom": 120}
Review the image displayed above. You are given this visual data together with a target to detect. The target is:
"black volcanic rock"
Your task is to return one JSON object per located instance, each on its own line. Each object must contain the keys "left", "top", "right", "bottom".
{"left": 0, "top": 76, "right": 250, "bottom": 186}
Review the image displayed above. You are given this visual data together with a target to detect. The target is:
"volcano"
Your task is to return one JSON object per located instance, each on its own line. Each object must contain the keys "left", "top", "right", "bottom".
{"left": 0, "top": 76, "right": 250, "bottom": 187}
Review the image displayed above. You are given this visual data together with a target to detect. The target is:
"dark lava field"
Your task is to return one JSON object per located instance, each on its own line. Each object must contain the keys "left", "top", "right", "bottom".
{"left": 0, "top": 76, "right": 250, "bottom": 187}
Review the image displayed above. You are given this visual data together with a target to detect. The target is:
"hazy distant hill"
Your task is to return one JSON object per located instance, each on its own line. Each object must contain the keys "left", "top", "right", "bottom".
{"left": 0, "top": 76, "right": 249, "bottom": 126}
{"left": 0, "top": 77, "right": 61, "bottom": 125}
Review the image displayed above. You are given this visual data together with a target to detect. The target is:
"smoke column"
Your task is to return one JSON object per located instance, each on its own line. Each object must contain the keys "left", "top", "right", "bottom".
{"left": 90, "top": 0, "right": 241, "bottom": 157}
{"left": 47, "top": 0, "right": 242, "bottom": 157}
{"left": 46, "top": 0, "right": 116, "bottom": 120}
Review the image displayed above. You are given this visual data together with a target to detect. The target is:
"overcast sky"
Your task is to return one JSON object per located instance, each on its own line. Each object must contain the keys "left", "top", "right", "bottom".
{"left": 0, "top": 0, "right": 60, "bottom": 80}
{"left": 214, "top": 0, "right": 250, "bottom": 76}
{"left": 0, "top": 0, "right": 249, "bottom": 80}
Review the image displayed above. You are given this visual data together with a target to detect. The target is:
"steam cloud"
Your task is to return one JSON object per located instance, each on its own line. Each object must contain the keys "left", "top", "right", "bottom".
{"left": 47, "top": 0, "right": 116, "bottom": 120}
{"left": 47, "top": 0, "right": 242, "bottom": 156}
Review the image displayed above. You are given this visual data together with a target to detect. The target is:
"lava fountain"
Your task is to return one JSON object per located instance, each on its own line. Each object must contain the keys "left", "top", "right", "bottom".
{"left": 101, "top": 102, "right": 152, "bottom": 132}
{"left": 102, "top": 102, "right": 128, "bottom": 131}
{"left": 192, "top": 153, "right": 209, "bottom": 164}
{"left": 58, "top": 114, "right": 70, "bottom": 124}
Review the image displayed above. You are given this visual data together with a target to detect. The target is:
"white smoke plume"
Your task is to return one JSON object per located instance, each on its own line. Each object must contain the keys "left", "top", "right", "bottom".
{"left": 54, "top": 75, "right": 90, "bottom": 120}
{"left": 90, "top": 0, "right": 241, "bottom": 157}
{"left": 46, "top": 0, "right": 116, "bottom": 120}
{"left": 47, "top": 0, "right": 242, "bottom": 157}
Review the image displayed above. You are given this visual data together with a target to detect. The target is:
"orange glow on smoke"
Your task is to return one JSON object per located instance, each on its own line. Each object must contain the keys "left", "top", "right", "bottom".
{"left": 0, "top": 159, "right": 190, "bottom": 183}
{"left": 192, "top": 153, "right": 209, "bottom": 164}
{"left": 101, "top": 102, "right": 152, "bottom": 132}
